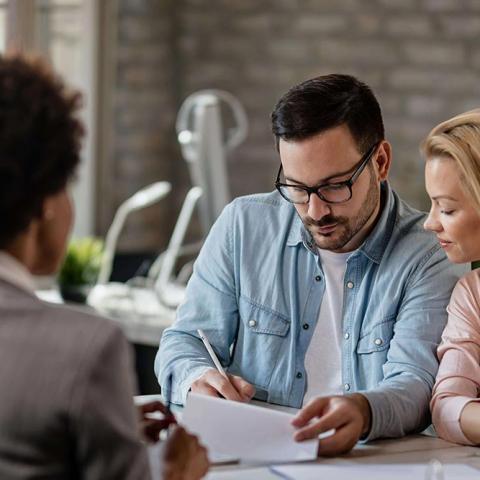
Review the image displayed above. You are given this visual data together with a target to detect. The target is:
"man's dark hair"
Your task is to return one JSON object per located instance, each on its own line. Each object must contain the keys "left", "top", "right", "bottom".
{"left": 271, "top": 74, "right": 384, "bottom": 154}
{"left": 0, "top": 55, "right": 84, "bottom": 248}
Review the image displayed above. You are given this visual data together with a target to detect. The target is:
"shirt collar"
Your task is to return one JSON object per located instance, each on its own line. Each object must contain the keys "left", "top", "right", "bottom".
{"left": 286, "top": 213, "right": 307, "bottom": 247}
{"left": 286, "top": 181, "right": 396, "bottom": 264}
{"left": 357, "top": 182, "right": 395, "bottom": 264}
{"left": 0, "top": 251, "right": 36, "bottom": 294}
{"left": 286, "top": 212, "right": 319, "bottom": 254}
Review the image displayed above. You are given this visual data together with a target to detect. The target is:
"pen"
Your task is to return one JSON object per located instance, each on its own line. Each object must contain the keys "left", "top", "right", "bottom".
{"left": 197, "top": 328, "right": 229, "bottom": 380}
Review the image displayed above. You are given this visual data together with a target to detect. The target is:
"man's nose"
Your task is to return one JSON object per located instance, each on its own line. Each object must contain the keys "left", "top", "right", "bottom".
{"left": 307, "top": 192, "right": 332, "bottom": 221}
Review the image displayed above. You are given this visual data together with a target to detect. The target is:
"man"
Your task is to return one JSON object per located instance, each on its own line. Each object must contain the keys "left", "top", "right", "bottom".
{"left": 156, "top": 74, "right": 466, "bottom": 455}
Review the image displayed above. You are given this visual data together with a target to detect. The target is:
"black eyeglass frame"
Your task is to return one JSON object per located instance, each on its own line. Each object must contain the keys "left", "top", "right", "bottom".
{"left": 274, "top": 142, "right": 380, "bottom": 205}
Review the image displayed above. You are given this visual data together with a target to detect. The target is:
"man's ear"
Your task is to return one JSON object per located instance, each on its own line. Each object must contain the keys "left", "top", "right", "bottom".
{"left": 373, "top": 141, "right": 392, "bottom": 181}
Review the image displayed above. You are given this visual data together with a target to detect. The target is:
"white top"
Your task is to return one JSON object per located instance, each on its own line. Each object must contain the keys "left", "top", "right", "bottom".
{"left": 303, "top": 248, "right": 351, "bottom": 405}
{"left": 0, "top": 251, "right": 35, "bottom": 294}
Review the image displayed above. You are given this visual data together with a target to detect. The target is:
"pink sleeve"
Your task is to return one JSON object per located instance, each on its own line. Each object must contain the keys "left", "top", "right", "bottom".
{"left": 431, "top": 272, "right": 480, "bottom": 446}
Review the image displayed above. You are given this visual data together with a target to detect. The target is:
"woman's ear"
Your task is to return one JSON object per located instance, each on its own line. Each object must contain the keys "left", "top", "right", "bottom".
{"left": 31, "top": 189, "right": 73, "bottom": 275}
{"left": 40, "top": 196, "right": 55, "bottom": 222}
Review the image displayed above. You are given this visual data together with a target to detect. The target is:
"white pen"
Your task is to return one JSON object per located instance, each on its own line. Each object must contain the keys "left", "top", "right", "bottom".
{"left": 197, "top": 329, "right": 229, "bottom": 380}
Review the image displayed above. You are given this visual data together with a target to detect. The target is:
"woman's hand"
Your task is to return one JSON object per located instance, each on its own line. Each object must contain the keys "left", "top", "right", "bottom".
{"left": 137, "top": 400, "right": 176, "bottom": 443}
{"left": 163, "top": 426, "right": 210, "bottom": 480}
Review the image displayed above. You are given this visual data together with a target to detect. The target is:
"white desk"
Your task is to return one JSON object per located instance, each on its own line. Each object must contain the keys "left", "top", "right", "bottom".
{"left": 207, "top": 435, "right": 480, "bottom": 479}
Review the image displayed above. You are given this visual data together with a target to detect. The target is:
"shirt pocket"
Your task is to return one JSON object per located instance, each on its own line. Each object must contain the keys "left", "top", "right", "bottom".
{"left": 231, "top": 296, "right": 290, "bottom": 390}
{"left": 245, "top": 309, "right": 290, "bottom": 336}
{"left": 356, "top": 317, "right": 395, "bottom": 354}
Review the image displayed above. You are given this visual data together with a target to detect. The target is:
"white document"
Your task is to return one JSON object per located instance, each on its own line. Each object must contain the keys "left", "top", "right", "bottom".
{"left": 181, "top": 393, "right": 318, "bottom": 463}
{"left": 270, "top": 463, "right": 480, "bottom": 479}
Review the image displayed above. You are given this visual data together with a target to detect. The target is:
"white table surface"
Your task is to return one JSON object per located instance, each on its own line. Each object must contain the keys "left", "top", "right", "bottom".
{"left": 206, "top": 435, "right": 480, "bottom": 479}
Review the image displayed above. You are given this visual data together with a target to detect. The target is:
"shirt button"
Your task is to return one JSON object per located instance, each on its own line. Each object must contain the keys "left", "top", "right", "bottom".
{"left": 346, "top": 281, "right": 354, "bottom": 289}
{"left": 296, "top": 372, "right": 303, "bottom": 379}
{"left": 374, "top": 338, "right": 383, "bottom": 346}
{"left": 303, "top": 323, "right": 309, "bottom": 330}
{"left": 344, "top": 383, "right": 350, "bottom": 391}
{"left": 344, "top": 332, "right": 350, "bottom": 340}
{"left": 248, "top": 319, "right": 256, "bottom": 328}
{"left": 315, "top": 275, "right": 322, "bottom": 282}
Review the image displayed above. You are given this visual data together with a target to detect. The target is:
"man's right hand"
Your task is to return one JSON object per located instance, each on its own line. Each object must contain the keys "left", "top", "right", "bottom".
{"left": 190, "top": 368, "right": 255, "bottom": 402}
{"left": 163, "top": 426, "right": 209, "bottom": 480}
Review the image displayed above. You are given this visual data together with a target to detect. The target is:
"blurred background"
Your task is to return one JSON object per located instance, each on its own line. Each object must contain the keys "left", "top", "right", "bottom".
{"left": 5, "top": 0, "right": 480, "bottom": 393}
{"left": 3, "top": 0, "right": 480, "bottom": 258}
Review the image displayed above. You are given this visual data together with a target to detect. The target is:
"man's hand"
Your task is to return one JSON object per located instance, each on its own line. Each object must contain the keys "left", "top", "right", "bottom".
{"left": 137, "top": 400, "right": 176, "bottom": 443}
{"left": 190, "top": 368, "right": 255, "bottom": 402}
{"left": 291, "top": 393, "right": 372, "bottom": 456}
{"left": 163, "top": 425, "right": 210, "bottom": 480}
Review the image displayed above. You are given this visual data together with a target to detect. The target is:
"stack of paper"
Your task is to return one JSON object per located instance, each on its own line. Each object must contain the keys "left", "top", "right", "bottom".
{"left": 182, "top": 393, "right": 318, "bottom": 464}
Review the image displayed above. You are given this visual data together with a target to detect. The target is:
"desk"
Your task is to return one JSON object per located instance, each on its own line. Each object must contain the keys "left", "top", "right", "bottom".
{"left": 206, "top": 435, "right": 480, "bottom": 479}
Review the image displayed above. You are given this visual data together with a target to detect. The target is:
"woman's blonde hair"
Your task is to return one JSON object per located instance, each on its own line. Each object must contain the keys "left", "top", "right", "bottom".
{"left": 421, "top": 108, "right": 480, "bottom": 212}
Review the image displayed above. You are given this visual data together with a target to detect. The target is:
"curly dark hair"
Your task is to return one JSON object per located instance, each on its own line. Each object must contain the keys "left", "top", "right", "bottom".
{"left": 0, "top": 55, "right": 84, "bottom": 248}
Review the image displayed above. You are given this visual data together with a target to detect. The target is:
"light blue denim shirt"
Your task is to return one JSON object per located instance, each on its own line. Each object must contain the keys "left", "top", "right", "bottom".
{"left": 155, "top": 182, "right": 467, "bottom": 441}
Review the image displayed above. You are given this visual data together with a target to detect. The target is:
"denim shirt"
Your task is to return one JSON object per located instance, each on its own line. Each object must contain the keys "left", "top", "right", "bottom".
{"left": 155, "top": 182, "right": 467, "bottom": 441}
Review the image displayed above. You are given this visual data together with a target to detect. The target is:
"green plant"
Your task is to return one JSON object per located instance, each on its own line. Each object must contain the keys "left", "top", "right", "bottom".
{"left": 58, "top": 237, "right": 104, "bottom": 287}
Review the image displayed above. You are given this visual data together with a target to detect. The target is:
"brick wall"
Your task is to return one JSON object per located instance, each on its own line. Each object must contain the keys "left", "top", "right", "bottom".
{"left": 110, "top": 0, "right": 178, "bottom": 252}
{"left": 110, "top": 0, "right": 480, "bottom": 252}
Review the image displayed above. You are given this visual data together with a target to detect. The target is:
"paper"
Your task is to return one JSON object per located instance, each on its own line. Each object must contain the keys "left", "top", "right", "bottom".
{"left": 270, "top": 463, "right": 480, "bottom": 480}
{"left": 181, "top": 393, "right": 318, "bottom": 463}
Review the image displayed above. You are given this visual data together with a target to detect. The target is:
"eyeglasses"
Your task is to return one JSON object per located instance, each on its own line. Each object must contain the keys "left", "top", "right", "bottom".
{"left": 275, "top": 142, "right": 379, "bottom": 205}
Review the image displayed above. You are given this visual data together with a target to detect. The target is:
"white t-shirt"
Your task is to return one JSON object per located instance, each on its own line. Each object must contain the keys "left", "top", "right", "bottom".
{"left": 303, "top": 248, "right": 351, "bottom": 405}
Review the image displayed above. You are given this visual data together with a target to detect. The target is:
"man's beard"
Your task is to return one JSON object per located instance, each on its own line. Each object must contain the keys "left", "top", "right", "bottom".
{"left": 302, "top": 174, "right": 380, "bottom": 252}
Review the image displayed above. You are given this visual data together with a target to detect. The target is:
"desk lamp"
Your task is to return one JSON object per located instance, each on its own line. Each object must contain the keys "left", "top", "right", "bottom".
{"left": 97, "top": 181, "right": 171, "bottom": 285}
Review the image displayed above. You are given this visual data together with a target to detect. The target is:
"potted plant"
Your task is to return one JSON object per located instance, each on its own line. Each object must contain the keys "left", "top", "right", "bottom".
{"left": 58, "top": 237, "right": 104, "bottom": 303}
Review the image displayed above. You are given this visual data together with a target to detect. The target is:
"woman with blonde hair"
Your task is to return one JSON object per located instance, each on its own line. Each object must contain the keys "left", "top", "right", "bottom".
{"left": 423, "top": 108, "right": 480, "bottom": 445}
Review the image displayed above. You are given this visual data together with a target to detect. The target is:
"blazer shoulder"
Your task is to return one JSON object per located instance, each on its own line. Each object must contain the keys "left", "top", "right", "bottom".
{"left": 39, "top": 300, "right": 125, "bottom": 346}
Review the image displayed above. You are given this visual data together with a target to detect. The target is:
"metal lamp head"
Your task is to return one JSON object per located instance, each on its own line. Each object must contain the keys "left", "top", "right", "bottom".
{"left": 123, "top": 181, "right": 172, "bottom": 212}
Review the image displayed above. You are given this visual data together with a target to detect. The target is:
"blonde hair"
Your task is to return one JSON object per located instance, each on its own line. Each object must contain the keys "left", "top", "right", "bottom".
{"left": 421, "top": 108, "right": 480, "bottom": 212}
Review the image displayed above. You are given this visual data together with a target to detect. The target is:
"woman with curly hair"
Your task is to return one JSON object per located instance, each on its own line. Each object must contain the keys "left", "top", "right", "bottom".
{"left": 0, "top": 55, "right": 208, "bottom": 479}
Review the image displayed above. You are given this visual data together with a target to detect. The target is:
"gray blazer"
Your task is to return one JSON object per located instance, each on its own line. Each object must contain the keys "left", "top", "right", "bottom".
{"left": 0, "top": 280, "right": 151, "bottom": 479}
